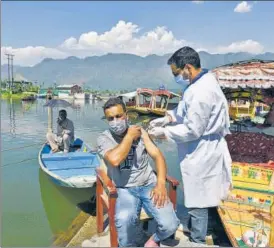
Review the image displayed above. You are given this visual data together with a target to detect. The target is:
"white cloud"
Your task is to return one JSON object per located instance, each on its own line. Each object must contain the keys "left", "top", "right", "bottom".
{"left": 216, "top": 40, "right": 264, "bottom": 54}
{"left": 2, "top": 20, "right": 189, "bottom": 66}
{"left": 196, "top": 48, "right": 208, "bottom": 52}
{"left": 1, "top": 46, "right": 68, "bottom": 67}
{"left": 60, "top": 21, "right": 188, "bottom": 57}
{"left": 192, "top": 1, "right": 204, "bottom": 4}
{"left": 234, "top": 1, "right": 252, "bottom": 13}
{"left": 1, "top": 20, "right": 266, "bottom": 66}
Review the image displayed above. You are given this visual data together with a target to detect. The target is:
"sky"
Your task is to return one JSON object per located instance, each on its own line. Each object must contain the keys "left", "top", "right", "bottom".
{"left": 1, "top": 1, "right": 274, "bottom": 66}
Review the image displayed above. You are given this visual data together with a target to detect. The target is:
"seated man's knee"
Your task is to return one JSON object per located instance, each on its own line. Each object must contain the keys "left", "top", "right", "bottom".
{"left": 46, "top": 132, "right": 53, "bottom": 140}
{"left": 157, "top": 207, "right": 180, "bottom": 236}
{"left": 63, "top": 133, "right": 70, "bottom": 141}
{"left": 162, "top": 217, "right": 179, "bottom": 235}
{"left": 115, "top": 209, "right": 139, "bottom": 228}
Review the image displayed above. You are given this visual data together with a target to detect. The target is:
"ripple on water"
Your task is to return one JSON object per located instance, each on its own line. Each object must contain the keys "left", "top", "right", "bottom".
{"left": 1, "top": 99, "right": 184, "bottom": 246}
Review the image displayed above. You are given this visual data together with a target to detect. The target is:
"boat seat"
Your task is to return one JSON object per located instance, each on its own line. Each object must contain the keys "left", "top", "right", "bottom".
{"left": 42, "top": 152, "right": 101, "bottom": 171}
{"left": 52, "top": 168, "right": 97, "bottom": 178}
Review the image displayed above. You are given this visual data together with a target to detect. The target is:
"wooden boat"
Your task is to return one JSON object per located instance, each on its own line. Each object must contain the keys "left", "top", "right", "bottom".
{"left": 217, "top": 162, "right": 274, "bottom": 247}
{"left": 58, "top": 92, "right": 74, "bottom": 99}
{"left": 22, "top": 94, "right": 36, "bottom": 101}
{"left": 118, "top": 91, "right": 137, "bottom": 112}
{"left": 38, "top": 138, "right": 102, "bottom": 188}
{"left": 229, "top": 100, "right": 256, "bottom": 121}
{"left": 135, "top": 88, "right": 154, "bottom": 115}
{"left": 40, "top": 99, "right": 103, "bottom": 188}
{"left": 212, "top": 59, "right": 274, "bottom": 121}
{"left": 212, "top": 60, "right": 274, "bottom": 246}
{"left": 150, "top": 89, "right": 180, "bottom": 116}
{"left": 74, "top": 93, "right": 90, "bottom": 99}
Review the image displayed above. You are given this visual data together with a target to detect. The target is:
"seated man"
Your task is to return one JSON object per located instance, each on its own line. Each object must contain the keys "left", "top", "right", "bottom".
{"left": 97, "top": 97, "right": 179, "bottom": 247}
{"left": 46, "top": 109, "right": 74, "bottom": 153}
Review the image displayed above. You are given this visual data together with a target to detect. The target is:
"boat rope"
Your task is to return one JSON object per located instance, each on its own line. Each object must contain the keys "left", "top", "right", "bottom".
{"left": 1, "top": 157, "right": 37, "bottom": 167}
{"left": 1, "top": 142, "right": 45, "bottom": 152}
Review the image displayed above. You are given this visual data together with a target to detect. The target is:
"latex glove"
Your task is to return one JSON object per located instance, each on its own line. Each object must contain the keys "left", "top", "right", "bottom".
{"left": 149, "top": 116, "right": 170, "bottom": 129}
{"left": 148, "top": 127, "right": 166, "bottom": 139}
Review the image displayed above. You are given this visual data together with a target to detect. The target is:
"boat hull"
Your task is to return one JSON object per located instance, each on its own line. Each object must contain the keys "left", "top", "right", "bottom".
{"left": 135, "top": 107, "right": 151, "bottom": 115}
{"left": 149, "top": 108, "right": 166, "bottom": 116}
{"left": 217, "top": 162, "right": 274, "bottom": 247}
{"left": 74, "top": 93, "right": 90, "bottom": 99}
{"left": 58, "top": 93, "right": 74, "bottom": 99}
{"left": 38, "top": 138, "right": 102, "bottom": 188}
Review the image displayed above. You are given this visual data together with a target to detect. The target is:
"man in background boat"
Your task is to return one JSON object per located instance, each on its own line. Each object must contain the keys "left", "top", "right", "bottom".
{"left": 97, "top": 97, "right": 179, "bottom": 247}
{"left": 148, "top": 46, "right": 232, "bottom": 244}
{"left": 46, "top": 109, "right": 75, "bottom": 153}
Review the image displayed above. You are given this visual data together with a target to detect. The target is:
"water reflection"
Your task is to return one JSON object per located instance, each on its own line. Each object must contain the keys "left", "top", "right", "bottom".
{"left": 1, "top": 98, "right": 221, "bottom": 246}
{"left": 8, "top": 99, "right": 16, "bottom": 137}
{"left": 39, "top": 168, "right": 96, "bottom": 240}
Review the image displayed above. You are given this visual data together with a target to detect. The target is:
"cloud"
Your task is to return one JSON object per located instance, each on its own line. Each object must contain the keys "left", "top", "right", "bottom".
{"left": 60, "top": 20, "right": 188, "bottom": 57}
{"left": 216, "top": 40, "right": 264, "bottom": 54}
{"left": 234, "top": 1, "right": 252, "bottom": 13}
{"left": 196, "top": 48, "right": 208, "bottom": 53}
{"left": 1, "top": 20, "right": 265, "bottom": 66}
{"left": 1, "top": 46, "right": 68, "bottom": 67}
{"left": 2, "top": 20, "right": 189, "bottom": 66}
{"left": 192, "top": 1, "right": 204, "bottom": 4}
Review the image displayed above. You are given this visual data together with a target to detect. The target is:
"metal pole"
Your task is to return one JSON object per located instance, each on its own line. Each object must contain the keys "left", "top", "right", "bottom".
{"left": 11, "top": 54, "right": 14, "bottom": 91}
{"left": 48, "top": 106, "right": 53, "bottom": 133}
{"left": 5, "top": 54, "right": 10, "bottom": 91}
{"left": 5, "top": 53, "right": 14, "bottom": 93}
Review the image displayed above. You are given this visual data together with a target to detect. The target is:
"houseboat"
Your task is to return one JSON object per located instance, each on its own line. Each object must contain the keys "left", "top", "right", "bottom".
{"left": 135, "top": 88, "right": 154, "bottom": 115}
{"left": 74, "top": 92, "right": 90, "bottom": 99}
{"left": 56, "top": 84, "right": 82, "bottom": 99}
{"left": 213, "top": 59, "right": 274, "bottom": 247}
{"left": 150, "top": 89, "right": 180, "bottom": 116}
{"left": 212, "top": 59, "right": 274, "bottom": 121}
{"left": 118, "top": 91, "right": 137, "bottom": 111}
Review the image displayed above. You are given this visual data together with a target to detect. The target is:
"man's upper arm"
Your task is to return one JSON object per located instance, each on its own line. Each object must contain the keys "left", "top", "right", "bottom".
{"left": 97, "top": 133, "right": 116, "bottom": 159}
{"left": 142, "top": 135, "right": 161, "bottom": 159}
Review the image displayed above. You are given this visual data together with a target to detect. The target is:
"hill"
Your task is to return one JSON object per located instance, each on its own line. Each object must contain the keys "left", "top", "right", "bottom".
{"left": 1, "top": 52, "right": 274, "bottom": 90}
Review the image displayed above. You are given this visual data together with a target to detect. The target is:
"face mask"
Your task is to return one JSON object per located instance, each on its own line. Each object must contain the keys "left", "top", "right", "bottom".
{"left": 109, "top": 118, "right": 128, "bottom": 135}
{"left": 175, "top": 74, "right": 190, "bottom": 91}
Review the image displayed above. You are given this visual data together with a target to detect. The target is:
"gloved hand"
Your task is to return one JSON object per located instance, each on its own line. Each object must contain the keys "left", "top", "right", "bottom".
{"left": 148, "top": 127, "right": 166, "bottom": 139}
{"left": 149, "top": 115, "right": 171, "bottom": 129}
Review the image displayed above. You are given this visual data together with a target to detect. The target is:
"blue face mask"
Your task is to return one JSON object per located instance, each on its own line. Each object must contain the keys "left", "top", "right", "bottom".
{"left": 174, "top": 74, "right": 190, "bottom": 91}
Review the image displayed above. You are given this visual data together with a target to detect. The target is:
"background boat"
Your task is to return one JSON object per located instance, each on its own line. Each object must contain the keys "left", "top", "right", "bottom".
{"left": 74, "top": 93, "right": 90, "bottom": 99}
{"left": 150, "top": 90, "right": 180, "bottom": 116}
{"left": 38, "top": 138, "right": 102, "bottom": 188}
{"left": 22, "top": 94, "right": 36, "bottom": 101}
{"left": 58, "top": 92, "right": 74, "bottom": 99}
{"left": 135, "top": 88, "right": 154, "bottom": 115}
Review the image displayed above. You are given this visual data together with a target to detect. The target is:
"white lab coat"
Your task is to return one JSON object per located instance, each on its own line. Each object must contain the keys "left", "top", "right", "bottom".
{"left": 165, "top": 72, "right": 232, "bottom": 208}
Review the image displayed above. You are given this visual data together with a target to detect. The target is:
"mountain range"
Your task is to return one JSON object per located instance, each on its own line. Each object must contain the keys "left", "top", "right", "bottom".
{"left": 1, "top": 51, "right": 274, "bottom": 90}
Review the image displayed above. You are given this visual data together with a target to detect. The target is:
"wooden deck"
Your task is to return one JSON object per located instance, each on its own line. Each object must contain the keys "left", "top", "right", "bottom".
{"left": 66, "top": 215, "right": 218, "bottom": 247}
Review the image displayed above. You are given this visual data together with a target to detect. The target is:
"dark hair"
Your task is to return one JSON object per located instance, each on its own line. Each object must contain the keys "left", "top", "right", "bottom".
{"left": 103, "top": 97, "right": 126, "bottom": 113}
{"left": 59, "top": 109, "right": 67, "bottom": 117}
{"left": 167, "top": 46, "right": 201, "bottom": 69}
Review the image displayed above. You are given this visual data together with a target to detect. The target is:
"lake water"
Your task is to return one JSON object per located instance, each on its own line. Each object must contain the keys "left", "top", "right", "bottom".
{"left": 1, "top": 98, "right": 186, "bottom": 246}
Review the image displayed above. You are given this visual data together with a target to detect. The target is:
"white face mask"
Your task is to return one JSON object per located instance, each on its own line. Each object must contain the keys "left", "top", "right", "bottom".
{"left": 175, "top": 74, "right": 190, "bottom": 92}
{"left": 109, "top": 118, "right": 128, "bottom": 135}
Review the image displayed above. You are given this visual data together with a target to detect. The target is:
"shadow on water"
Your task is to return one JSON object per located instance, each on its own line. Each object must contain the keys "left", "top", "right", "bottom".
{"left": 38, "top": 168, "right": 97, "bottom": 241}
